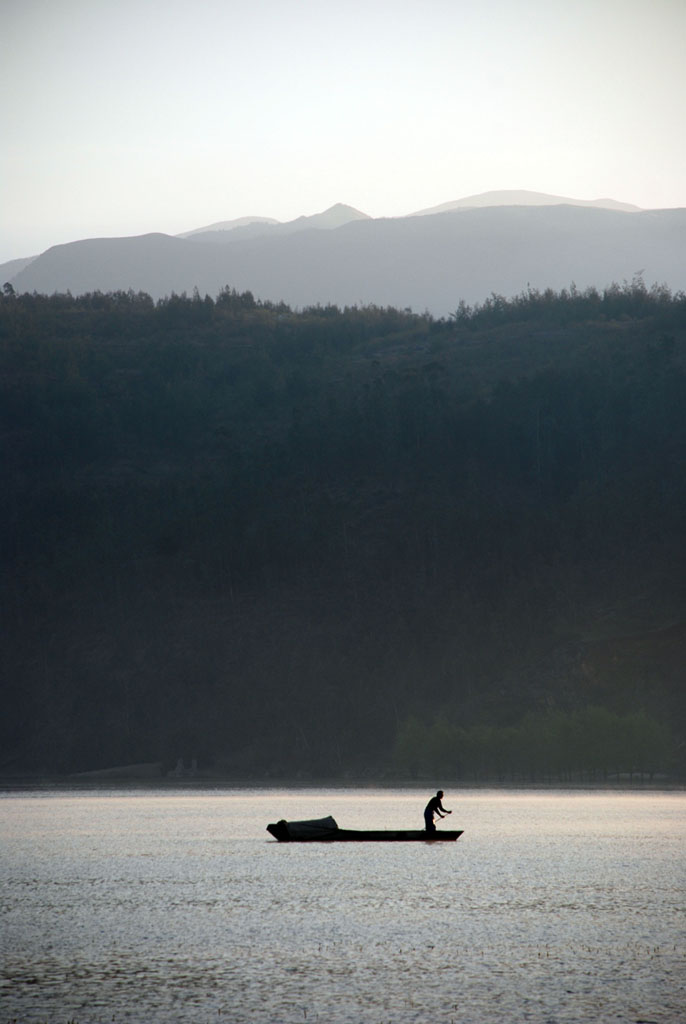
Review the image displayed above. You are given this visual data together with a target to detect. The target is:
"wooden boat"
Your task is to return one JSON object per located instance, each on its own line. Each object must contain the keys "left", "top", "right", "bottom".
{"left": 266, "top": 815, "right": 463, "bottom": 843}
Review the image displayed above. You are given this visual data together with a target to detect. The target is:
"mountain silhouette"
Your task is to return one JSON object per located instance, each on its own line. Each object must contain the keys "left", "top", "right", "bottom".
{"left": 410, "top": 189, "right": 642, "bottom": 216}
{"left": 183, "top": 203, "right": 371, "bottom": 245}
{"left": 5, "top": 197, "right": 685, "bottom": 314}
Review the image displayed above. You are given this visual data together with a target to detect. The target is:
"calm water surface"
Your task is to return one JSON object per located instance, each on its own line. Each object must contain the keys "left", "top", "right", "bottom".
{"left": 1, "top": 788, "right": 684, "bottom": 1023}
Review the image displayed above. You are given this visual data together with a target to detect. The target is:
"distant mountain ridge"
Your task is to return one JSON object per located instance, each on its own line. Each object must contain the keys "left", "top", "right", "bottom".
{"left": 178, "top": 215, "right": 279, "bottom": 238}
{"left": 176, "top": 192, "right": 643, "bottom": 240}
{"left": 411, "top": 189, "right": 642, "bottom": 216}
{"left": 2, "top": 191, "right": 643, "bottom": 266}
{"left": 4, "top": 193, "right": 684, "bottom": 314}
{"left": 1, "top": 255, "right": 36, "bottom": 279}
{"left": 182, "top": 203, "right": 371, "bottom": 245}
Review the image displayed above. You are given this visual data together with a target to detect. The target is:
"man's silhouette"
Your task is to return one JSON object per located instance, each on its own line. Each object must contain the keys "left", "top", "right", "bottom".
{"left": 424, "top": 790, "right": 452, "bottom": 833}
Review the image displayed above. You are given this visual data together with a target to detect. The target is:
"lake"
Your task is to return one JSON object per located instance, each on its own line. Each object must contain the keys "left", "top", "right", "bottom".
{"left": 1, "top": 787, "right": 684, "bottom": 1023}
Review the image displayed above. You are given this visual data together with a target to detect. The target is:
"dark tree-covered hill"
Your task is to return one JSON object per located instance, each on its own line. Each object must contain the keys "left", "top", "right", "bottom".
{"left": 2, "top": 281, "right": 685, "bottom": 779}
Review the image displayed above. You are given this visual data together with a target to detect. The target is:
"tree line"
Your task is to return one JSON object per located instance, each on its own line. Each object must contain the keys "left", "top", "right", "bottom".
{"left": 393, "top": 707, "right": 672, "bottom": 781}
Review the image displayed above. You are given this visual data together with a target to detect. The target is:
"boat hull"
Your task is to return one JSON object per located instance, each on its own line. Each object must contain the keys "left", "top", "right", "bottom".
{"left": 267, "top": 820, "right": 463, "bottom": 842}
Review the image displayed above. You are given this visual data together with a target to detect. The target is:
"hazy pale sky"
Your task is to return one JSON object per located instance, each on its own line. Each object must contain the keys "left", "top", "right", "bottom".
{"left": 3, "top": 0, "right": 685, "bottom": 262}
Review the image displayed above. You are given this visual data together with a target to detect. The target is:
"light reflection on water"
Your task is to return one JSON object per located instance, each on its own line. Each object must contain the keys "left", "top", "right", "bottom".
{"left": 1, "top": 788, "right": 684, "bottom": 1023}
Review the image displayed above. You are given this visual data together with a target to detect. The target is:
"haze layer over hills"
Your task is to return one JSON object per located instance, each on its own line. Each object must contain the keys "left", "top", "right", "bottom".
{"left": 4, "top": 192, "right": 685, "bottom": 315}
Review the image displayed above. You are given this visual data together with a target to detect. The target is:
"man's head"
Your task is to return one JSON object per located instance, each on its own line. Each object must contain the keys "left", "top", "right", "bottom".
{"left": 437, "top": 790, "right": 444, "bottom": 798}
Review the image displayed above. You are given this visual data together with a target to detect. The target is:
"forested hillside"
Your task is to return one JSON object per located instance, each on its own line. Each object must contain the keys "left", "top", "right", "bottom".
{"left": 2, "top": 281, "right": 685, "bottom": 780}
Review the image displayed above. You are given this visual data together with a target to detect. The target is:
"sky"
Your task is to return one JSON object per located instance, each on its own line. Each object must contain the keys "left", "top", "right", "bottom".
{"left": 2, "top": 0, "right": 686, "bottom": 263}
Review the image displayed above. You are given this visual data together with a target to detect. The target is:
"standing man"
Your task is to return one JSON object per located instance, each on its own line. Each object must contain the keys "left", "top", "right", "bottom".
{"left": 424, "top": 790, "right": 452, "bottom": 834}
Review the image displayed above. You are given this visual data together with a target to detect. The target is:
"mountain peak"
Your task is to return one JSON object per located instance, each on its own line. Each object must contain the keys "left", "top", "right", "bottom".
{"left": 322, "top": 202, "right": 371, "bottom": 221}
{"left": 282, "top": 204, "right": 371, "bottom": 231}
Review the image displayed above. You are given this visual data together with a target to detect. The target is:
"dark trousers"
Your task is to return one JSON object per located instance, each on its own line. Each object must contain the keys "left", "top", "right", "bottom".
{"left": 424, "top": 813, "right": 435, "bottom": 833}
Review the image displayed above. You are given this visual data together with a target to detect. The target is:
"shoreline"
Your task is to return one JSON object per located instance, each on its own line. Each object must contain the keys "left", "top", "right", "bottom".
{"left": 1, "top": 774, "right": 683, "bottom": 793}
